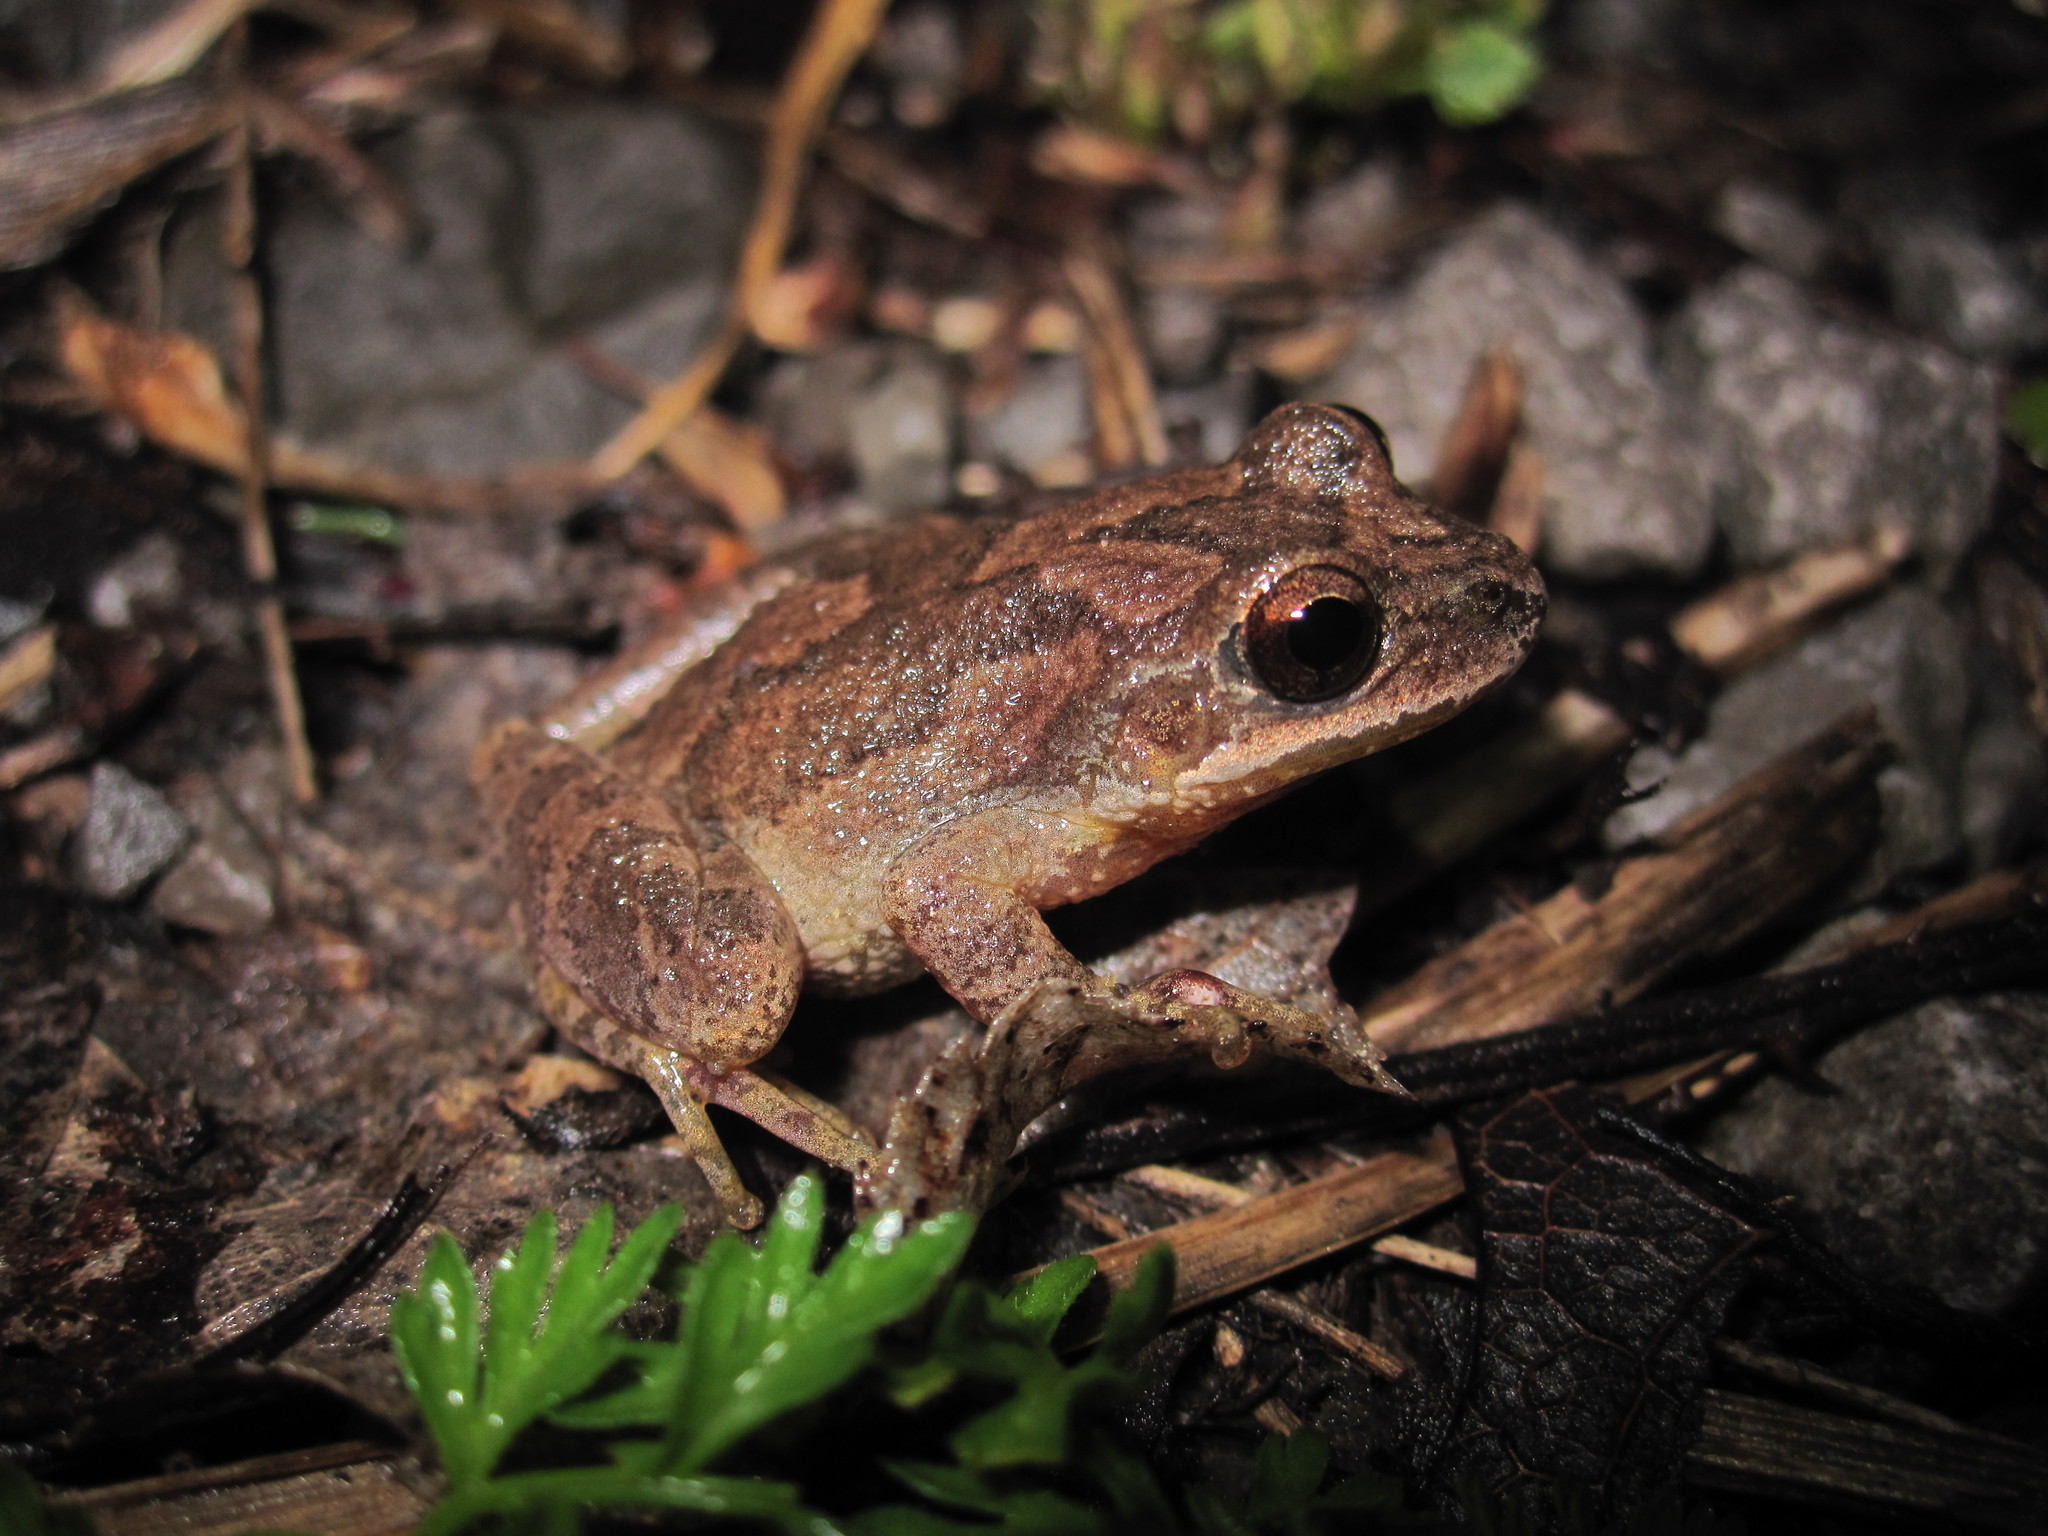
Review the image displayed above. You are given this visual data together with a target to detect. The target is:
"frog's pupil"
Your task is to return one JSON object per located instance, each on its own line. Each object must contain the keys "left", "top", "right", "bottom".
{"left": 1287, "top": 596, "right": 1366, "bottom": 675}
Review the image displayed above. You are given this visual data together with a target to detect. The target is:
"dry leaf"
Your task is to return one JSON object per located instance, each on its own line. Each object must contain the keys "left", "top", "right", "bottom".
{"left": 658, "top": 407, "right": 787, "bottom": 530}
{"left": 1030, "top": 122, "right": 1174, "bottom": 187}
{"left": 747, "top": 249, "right": 863, "bottom": 353}
{"left": 57, "top": 290, "right": 250, "bottom": 475}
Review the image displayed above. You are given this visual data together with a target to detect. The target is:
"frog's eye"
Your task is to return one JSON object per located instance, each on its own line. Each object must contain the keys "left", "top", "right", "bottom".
{"left": 1242, "top": 565, "right": 1380, "bottom": 703}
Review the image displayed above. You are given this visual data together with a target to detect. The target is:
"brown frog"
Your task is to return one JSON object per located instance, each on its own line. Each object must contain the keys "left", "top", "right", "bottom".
{"left": 478, "top": 404, "right": 1544, "bottom": 1225}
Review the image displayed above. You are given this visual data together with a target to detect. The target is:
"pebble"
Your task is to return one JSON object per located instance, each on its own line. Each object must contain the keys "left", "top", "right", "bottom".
{"left": 1708, "top": 180, "right": 1830, "bottom": 280}
{"left": 1663, "top": 264, "right": 1999, "bottom": 583}
{"left": 150, "top": 775, "right": 277, "bottom": 936}
{"left": 1294, "top": 158, "right": 1404, "bottom": 260}
{"left": 77, "top": 761, "right": 190, "bottom": 902}
{"left": 965, "top": 354, "right": 1093, "bottom": 487}
{"left": 1604, "top": 587, "right": 1969, "bottom": 894}
{"left": 1703, "top": 990, "right": 2048, "bottom": 1315}
{"left": 846, "top": 349, "right": 953, "bottom": 514}
{"left": 1318, "top": 204, "right": 1713, "bottom": 580}
{"left": 260, "top": 106, "right": 747, "bottom": 476}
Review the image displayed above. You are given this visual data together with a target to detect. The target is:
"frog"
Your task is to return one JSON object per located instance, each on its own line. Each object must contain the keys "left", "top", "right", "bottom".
{"left": 477, "top": 403, "right": 1545, "bottom": 1226}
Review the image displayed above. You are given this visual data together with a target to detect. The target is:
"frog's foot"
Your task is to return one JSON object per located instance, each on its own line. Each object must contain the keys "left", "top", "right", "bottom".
{"left": 859, "top": 969, "right": 1405, "bottom": 1218}
{"left": 579, "top": 1008, "right": 876, "bottom": 1229}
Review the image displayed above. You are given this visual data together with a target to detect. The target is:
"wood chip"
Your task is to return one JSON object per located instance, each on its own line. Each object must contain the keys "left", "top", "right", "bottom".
{"left": 1364, "top": 712, "right": 1887, "bottom": 1055}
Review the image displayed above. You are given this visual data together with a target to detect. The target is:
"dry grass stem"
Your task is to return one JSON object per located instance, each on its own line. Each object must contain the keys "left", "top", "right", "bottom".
{"left": 593, "top": 0, "right": 892, "bottom": 479}
{"left": 1249, "top": 1290, "right": 1409, "bottom": 1381}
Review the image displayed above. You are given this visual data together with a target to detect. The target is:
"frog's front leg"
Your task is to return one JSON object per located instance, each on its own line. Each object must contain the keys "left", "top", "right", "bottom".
{"left": 884, "top": 814, "right": 1402, "bottom": 1085}
{"left": 477, "top": 722, "right": 874, "bottom": 1227}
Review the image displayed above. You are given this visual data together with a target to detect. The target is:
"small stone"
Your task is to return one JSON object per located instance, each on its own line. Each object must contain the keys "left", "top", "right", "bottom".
{"left": 1959, "top": 705, "right": 2047, "bottom": 875}
{"left": 1604, "top": 587, "right": 1969, "bottom": 892}
{"left": 490, "top": 103, "right": 751, "bottom": 332}
{"left": 965, "top": 355, "right": 1092, "bottom": 485}
{"left": 266, "top": 106, "right": 746, "bottom": 476}
{"left": 1141, "top": 286, "right": 1225, "bottom": 386}
{"left": 1318, "top": 204, "right": 1712, "bottom": 579}
{"left": 1702, "top": 990, "right": 2048, "bottom": 1314}
{"left": 78, "top": 761, "right": 190, "bottom": 901}
{"left": 845, "top": 348, "right": 953, "bottom": 514}
{"left": 1295, "top": 158, "right": 1404, "bottom": 259}
{"left": 872, "top": 1, "right": 966, "bottom": 127}
{"left": 1878, "top": 216, "right": 2048, "bottom": 362}
{"left": 1663, "top": 264, "right": 1999, "bottom": 582}
{"left": 86, "top": 532, "right": 183, "bottom": 629}
{"left": 150, "top": 776, "right": 277, "bottom": 936}
{"left": 1708, "top": 180, "right": 1829, "bottom": 280}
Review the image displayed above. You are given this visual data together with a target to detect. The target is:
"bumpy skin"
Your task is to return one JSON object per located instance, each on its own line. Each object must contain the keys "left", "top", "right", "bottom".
{"left": 477, "top": 404, "right": 1545, "bottom": 1224}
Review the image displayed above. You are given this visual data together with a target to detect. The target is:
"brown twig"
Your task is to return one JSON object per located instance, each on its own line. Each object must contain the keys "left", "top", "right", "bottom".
{"left": 592, "top": 0, "right": 891, "bottom": 479}
{"left": 1063, "top": 241, "right": 1168, "bottom": 470}
{"left": 221, "top": 31, "right": 317, "bottom": 805}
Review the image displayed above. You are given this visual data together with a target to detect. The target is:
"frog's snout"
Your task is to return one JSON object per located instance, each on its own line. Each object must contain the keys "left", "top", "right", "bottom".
{"left": 1465, "top": 563, "right": 1548, "bottom": 651}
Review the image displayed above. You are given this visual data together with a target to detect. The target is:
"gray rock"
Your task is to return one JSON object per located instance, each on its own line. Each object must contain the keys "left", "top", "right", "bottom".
{"left": 151, "top": 776, "right": 276, "bottom": 935}
{"left": 965, "top": 354, "right": 1092, "bottom": 481}
{"left": 267, "top": 107, "right": 745, "bottom": 476}
{"left": 489, "top": 104, "right": 750, "bottom": 332}
{"left": 1960, "top": 708, "right": 2047, "bottom": 875}
{"left": 1708, "top": 180, "right": 1830, "bottom": 281}
{"left": 1140, "top": 285, "right": 1225, "bottom": 386}
{"left": 1318, "top": 204, "right": 1713, "bottom": 579}
{"left": 1605, "top": 587, "right": 1969, "bottom": 891}
{"left": 271, "top": 112, "right": 528, "bottom": 447}
{"left": 1878, "top": 217, "right": 2048, "bottom": 362}
{"left": 845, "top": 348, "right": 953, "bottom": 513}
{"left": 78, "top": 761, "right": 190, "bottom": 901}
{"left": 1702, "top": 991, "right": 2048, "bottom": 1314}
{"left": 1663, "top": 265, "right": 1999, "bottom": 581}
{"left": 1295, "top": 159, "right": 1404, "bottom": 259}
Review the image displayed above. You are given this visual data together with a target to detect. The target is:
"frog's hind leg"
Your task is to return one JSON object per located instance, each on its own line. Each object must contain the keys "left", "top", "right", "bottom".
{"left": 481, "top": 722, "right": 872, "bottom": 1226}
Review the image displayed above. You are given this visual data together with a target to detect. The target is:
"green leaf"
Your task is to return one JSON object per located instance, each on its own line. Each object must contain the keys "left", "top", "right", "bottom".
{"left": 879, "top": 1459, "right": 1008, "bottom": 1515}
{"left": 391, "top": 1205, "right": 684, "bottom": 1491}
{"left": 390, "top": 1231, "right": 486, "bottom": 1487}
{"left": 659, "top": 1176, "right": 973, "bottom": 1474}
{"left": 0, "top": 1463, "right": 97, "bottom": 1536}
{"left": 1186, "top": 1483, "right": 1260, "bottom": 1536}
{"left": 2009, "top": 377, "right": 2048, "bottom": 467}
{"left": 1097, "top": 1244, "right": 1175, "bottom": 1367}
{"left": 1004, "top": 1255, "right": 1096, "bottom": 1344}
{"left": 1246, "top": 1426, "right": 1328, "bottom": 1526}
{"left": 1425, "top": 21, "right": 1540, "bottom": 126}
{"left": 412, "top": 1467, "right": 835, "bottom": 1536}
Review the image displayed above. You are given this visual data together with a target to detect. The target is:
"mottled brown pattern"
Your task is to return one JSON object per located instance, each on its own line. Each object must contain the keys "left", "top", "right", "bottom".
{"left": 481, "top": 405, "right": 1545, "bottom": 1221}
